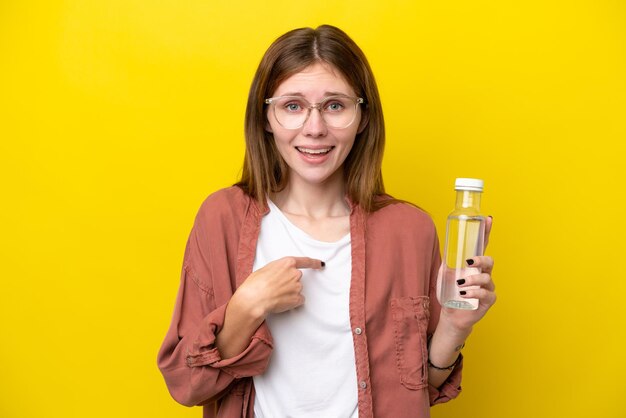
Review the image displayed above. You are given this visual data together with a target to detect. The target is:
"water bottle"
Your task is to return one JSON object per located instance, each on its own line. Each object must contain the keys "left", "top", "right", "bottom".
{"left": 441, "top": 178, "right": 486, "bottom": 310}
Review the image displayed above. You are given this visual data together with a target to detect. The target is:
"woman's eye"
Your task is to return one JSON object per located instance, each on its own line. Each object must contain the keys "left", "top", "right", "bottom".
{"left": 325, "top": 101, "right": 345, "bottom": 112}
{"left": 285, "top": 103, "right": 302, "bottom": 112}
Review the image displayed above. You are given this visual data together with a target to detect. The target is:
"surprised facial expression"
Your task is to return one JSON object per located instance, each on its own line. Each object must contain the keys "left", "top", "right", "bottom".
{"left": 266, "top": 62, "right": 363, "bottom": 188}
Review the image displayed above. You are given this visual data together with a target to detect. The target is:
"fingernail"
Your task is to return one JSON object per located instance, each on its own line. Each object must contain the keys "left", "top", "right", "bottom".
{"left": 321, "top": 261, "right": 326, "bottom": 267}
{"left": 466, "top": 259, "right": 474, "bottom": 266}
{"left": 488, "top": 215, "right": 493, "bottom": 219}
{"left": 457, "top": 279, "right": 465, "bottom": 285}
{"left": 460, "top": 291, "right": 467, "bottom": 296}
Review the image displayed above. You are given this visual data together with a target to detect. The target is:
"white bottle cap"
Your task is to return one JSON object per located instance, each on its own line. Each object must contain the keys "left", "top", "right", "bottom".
{"left": 455, "top": 178, "right": 484, "bottom": 192}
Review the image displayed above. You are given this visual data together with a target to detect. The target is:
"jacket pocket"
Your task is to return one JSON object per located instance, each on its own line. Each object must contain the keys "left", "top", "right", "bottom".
{"left": 390, "top": 296, "right": 430, "bottom": 390}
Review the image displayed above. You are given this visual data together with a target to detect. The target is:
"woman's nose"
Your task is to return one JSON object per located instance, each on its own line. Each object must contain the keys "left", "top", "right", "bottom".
{"left": 301, "top": 107, "right": 327, "bottom": 137}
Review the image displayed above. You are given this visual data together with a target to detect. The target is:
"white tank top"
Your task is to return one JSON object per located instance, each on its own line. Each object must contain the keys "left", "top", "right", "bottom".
{"left": 252, "top": 200, "right": 358, "bottom": 418}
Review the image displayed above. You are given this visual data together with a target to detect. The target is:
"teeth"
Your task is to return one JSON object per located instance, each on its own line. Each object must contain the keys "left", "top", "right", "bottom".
{"left": 297, "top": 147, "right": 332, "bottom": 155}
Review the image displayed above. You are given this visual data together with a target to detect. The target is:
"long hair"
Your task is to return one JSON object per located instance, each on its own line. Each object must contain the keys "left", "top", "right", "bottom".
{"left": 236, "top": 25, "right": 392, "bottom": 212}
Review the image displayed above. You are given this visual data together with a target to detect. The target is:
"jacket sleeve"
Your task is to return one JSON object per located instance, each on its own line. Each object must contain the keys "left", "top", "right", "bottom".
{"left": 426, "top": 233, "right": 463, "bottom": 406}
{"left": 157, "top": 209, "right": 273, "bottom": 407}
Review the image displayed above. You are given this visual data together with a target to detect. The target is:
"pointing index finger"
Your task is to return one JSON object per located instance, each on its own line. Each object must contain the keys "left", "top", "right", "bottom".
{"left": 293, "top": 257, "right": 325, "bottom": 270}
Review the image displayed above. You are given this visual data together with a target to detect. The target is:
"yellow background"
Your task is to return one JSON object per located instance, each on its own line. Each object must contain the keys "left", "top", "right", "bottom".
{"left": 1, "top": 1, "right": 625, "bottom": 417}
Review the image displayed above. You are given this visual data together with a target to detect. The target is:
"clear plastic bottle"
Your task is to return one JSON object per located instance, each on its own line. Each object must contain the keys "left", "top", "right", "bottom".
{"left": 441, "top": 178, "right": 486, "bottom": 310}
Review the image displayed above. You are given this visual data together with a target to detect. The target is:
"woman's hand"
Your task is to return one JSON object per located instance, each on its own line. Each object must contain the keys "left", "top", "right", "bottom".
{"left": 216, "top": 256, "right": 323, "bottom": 359}
{"left": 436, "top": 216, "right": 496, "bottom": 333}
{"left": 233, "top": 256, "right": 324, "bottom": 320}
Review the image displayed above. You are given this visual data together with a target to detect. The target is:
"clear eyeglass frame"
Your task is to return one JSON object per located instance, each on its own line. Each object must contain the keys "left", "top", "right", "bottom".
{"left": 264, "top": 95, "right": 364, "bottom": 130}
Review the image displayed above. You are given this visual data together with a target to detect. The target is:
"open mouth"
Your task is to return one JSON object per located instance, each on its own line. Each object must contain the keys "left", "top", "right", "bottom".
{"left": 295, "top": 146, "right": 335, "bottom": 156}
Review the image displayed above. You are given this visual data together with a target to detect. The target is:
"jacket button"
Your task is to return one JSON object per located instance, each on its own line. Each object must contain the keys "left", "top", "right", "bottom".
{"left": 359, "top": 381, "right": 367, "bottom": 389}
{"left": 354, "top": 327, "right": 363, "bottom": 335}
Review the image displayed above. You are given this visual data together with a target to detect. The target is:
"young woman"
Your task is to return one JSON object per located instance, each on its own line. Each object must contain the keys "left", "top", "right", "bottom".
{"left": 157, "top": 25, "right": 496, "bottom": 418}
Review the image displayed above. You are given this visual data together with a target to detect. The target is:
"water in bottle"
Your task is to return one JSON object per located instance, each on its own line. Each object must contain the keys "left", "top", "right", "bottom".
{"left": 441, "top": 178, "right": 486, "bottom": 310}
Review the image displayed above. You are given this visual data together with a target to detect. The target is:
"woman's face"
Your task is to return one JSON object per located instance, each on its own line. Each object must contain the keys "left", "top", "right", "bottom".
{"left": 267, "top": 62, "right": 362, "bottom": 189}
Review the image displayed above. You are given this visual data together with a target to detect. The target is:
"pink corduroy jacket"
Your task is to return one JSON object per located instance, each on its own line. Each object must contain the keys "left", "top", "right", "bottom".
{"left": 157, "top": 186, "right": 463, "bottom": 417}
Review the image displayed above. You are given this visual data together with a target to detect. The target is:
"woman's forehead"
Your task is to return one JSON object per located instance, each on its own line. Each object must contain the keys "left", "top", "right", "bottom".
{"left": 272, "top": 62, "right": 355, "bottom": 98}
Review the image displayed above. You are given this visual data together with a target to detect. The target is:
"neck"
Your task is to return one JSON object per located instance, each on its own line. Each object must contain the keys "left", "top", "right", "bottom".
{"left": 455, "top": 190, "right": 481, "bottom": 210}
{"left": 271, "top": 172, "right": 349, "bottom": 219}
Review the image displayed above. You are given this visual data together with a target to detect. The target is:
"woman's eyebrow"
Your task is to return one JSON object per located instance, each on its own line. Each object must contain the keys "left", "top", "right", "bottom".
{"left": 278, "top": 91, "right": 351, "bottom": 98}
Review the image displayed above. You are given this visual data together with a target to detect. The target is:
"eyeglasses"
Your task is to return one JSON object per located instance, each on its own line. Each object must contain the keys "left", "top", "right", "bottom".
{"left": 265, "top": 95, "right": 364, "bottom": 130}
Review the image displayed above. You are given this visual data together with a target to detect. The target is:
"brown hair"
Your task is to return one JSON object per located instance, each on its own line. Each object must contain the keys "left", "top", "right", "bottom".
{"left": 236, "top": 24, "right": 394, "bottom": 212}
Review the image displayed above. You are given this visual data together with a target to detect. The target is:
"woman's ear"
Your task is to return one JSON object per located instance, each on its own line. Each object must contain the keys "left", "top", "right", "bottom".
{"left": 265, "top": 117, "right": 273, "bottom": 133}
{"left": 357, "top": 112, "right": 369, "bottom": 134}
